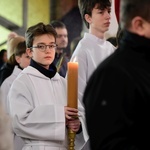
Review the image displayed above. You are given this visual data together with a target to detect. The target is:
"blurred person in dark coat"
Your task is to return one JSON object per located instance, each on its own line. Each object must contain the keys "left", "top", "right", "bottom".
{"left": 51, "top": 20, "right": 69, "bottom": 78}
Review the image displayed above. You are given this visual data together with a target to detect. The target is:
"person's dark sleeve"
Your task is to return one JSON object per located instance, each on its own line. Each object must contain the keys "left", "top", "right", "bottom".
{"left": 83, "top": 65, "right": 138, "bottom": 150}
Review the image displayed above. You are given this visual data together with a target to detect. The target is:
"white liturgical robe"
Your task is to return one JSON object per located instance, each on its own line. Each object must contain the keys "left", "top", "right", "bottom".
{"left": 8, "top": 66, "right": 88, "bottom": 150}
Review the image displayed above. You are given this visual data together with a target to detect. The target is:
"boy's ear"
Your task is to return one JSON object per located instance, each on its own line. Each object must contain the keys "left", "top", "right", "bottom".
{"left": 15, "top": 56, "right": 20, "bottom": 64}
{"left": 131, "top": 16, "right": 147, "bottom": 36}
{"left": 26, "top": 48, "right": 32, "bottom": 58}
{"left": 85, "top": 14, "right": 92, "bottom": 24}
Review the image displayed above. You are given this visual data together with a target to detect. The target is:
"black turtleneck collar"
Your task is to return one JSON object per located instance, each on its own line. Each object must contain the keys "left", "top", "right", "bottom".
{"left": 30, "top": 59, "right": 57, "bottom": 79}
{"left": 18, "top": 64, "right": 23, "bottom": 70}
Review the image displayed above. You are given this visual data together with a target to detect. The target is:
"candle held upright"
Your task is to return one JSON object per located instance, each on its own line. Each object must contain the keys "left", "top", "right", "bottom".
{"left": 67, "top": 62, "right": 78, "bottom": 150}
{"left": 67, "top": 62, "right": 78, "bottom": 108}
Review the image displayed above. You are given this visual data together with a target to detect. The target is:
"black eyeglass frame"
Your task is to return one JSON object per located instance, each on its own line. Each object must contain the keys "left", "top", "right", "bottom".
{"left": 30, "top": 43, "right": 58, "bottom": 51}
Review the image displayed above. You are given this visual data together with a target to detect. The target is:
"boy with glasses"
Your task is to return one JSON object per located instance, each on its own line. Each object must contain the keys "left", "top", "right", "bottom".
{"left": 8, "top": 22, "right": 88, "bottom": 150}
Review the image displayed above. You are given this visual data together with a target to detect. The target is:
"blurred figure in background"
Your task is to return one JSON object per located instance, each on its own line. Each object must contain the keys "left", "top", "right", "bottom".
{"left": 0, "top": 33, "right": 26, "bottom": 150}
{"left": 1, "top": 41, "right": 30, "bottom": 113}
{"left": 1, "top": 41, "right": 30, "bottom": 150}
{"left": 0, "top": 33, "right": 25, "bottom": 86}
{"left": 60, "top": 0, "right": 82, "bottom": 57}
{"left": 51, "top": 20, "right": 70, "bottom": 78}
{"left": 0, "top": 49, "right": 7, "bottom": 69}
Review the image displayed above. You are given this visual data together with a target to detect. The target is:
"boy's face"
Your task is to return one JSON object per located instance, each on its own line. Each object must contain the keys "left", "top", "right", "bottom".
{"left": 85, "top": 3, "right": 111, "bottom": 35}
{"left": 15, "top": 53, "right": 30, "bottom": 69}
{"left": 27, "top": 34, "right": 56, "bottom": 69}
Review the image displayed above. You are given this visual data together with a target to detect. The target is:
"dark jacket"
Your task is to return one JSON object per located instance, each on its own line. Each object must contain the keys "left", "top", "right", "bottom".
{"left": 83, "top": 31, "right": 150, "bottom": 150}
{"left": 0, "top": 63, "right": 14, "bottom": 86}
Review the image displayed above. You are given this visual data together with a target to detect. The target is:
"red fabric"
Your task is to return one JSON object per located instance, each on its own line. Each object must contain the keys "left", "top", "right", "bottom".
{"left": 114, "top": 0, "right": 120, "bottom": 23}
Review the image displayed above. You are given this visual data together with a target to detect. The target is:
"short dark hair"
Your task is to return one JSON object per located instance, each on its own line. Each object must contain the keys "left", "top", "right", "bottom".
{"left": 120, "top": 0, "right": 150, "bottom": 29}
{"left": 14, "top": 41, "right": 26, "bottom": 56}
{"left": 25, "top": 22, "right": 57, "bottom": 48}
{"left": 51, "top": 20, "right": 66, "bottom": 29}
{"left": 78, "top": 0, "right": 111, "bottom": 28}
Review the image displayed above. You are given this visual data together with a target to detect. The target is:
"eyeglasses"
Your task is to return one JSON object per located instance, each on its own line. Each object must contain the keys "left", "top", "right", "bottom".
{"left": 30, "top": 43, "right": 57, "bottom": 52}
